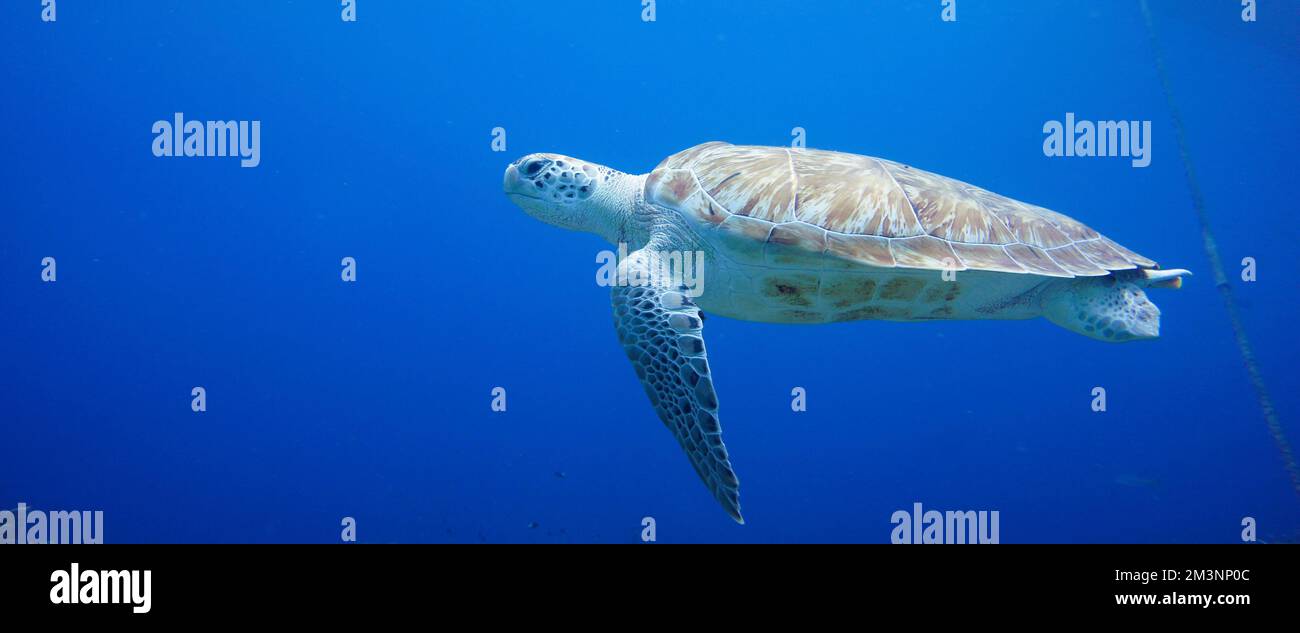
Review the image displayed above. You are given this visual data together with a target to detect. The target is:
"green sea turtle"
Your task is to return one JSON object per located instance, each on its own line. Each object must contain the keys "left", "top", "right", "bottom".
{"left": 503, "top": 141, "right": 1190, "bottom": 523}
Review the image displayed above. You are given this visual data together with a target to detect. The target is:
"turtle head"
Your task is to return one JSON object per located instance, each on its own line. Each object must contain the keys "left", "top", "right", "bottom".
{"left": 504, "top": 153, "right": 637, "bottom": 243}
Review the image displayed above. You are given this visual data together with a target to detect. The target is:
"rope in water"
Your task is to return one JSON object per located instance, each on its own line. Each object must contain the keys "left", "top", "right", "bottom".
{"left": 1139, "top": 0, "right": 1300, "bottom": 500}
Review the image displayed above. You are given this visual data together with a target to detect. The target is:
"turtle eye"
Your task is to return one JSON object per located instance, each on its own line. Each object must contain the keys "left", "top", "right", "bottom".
{"left": 521, "top": 158, "right": 547, "bottom": 176}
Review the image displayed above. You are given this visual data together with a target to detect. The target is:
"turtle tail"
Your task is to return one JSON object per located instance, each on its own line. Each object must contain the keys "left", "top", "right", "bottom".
{"left": 1041, "top": 268, "right": 1190, "bottom": 343}
{"left": 1136, "top": 268, "right": 1192, "bottom": 289}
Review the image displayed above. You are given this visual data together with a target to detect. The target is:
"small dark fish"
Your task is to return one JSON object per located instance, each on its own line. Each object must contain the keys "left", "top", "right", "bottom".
{"left": 553, "top": 471, "right": 567, "bottom": 479}
{"left": 527, "top": 521, "right": 540, "bottom": 529}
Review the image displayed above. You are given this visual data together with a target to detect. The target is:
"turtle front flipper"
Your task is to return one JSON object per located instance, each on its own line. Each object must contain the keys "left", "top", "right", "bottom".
{"left": 611, "top": 252, "right": 743, "bottom": 524}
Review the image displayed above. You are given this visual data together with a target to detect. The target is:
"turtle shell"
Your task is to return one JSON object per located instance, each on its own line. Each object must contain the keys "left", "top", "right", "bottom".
{"left": 643, "top": 142, "right": 1157, "bottom": 278}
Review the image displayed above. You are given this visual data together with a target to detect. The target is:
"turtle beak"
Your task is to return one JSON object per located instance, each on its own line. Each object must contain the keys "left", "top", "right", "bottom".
{"left": 503, "top": 160, "right": 548, "bottom": 213}
{"left": 504, "top": 155, "right": 559, "bottom": 202}
{"left": 503, "top": 156, "right": 551, "bottom": 198}
{"left": 503, "top": 162, "right": 524, "bottom": 194}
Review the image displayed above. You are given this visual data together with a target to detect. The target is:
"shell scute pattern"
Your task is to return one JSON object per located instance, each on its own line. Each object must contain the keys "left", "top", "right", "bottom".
{"left": 949, "top": 242, "right": 1024, "bottom": 274}
{"left": 889, "top": 235, "right": 964, "bottom": 271}
{"left": 790, "top": 150, "right": 926, "bottom": 236}
{"left": 1076, "top": 238, "right": 1138, "bottom": 270}
{"left": 881, "top": 159, "right": 1015, "bottom": 244}
{"left": 825, "top": 233, "right": 893, "bottom": 269}
{"left": 644, "top": 168, "right": 725, "bottom": 227}
{"left": 765, "top": 222, "right": 828, "bottom": 267}
{"left": 698, "top": 149, "right": 795, "bottom": 223}
{"left": 647, "top": 142, "right": 1160, "bottom": 277}
{"left": 1046, "top": 243, "right": 1109, "bottom": 276}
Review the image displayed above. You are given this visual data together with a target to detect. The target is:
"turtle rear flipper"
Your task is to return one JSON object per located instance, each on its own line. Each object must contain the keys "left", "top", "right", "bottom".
{"left": 1041, "top": 269, "right": 1189, "bottom": 342}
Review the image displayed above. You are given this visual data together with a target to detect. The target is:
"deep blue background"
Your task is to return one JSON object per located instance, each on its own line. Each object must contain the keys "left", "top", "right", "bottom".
{"left": 2, "top": 0, "right": 1298, "bottom": 543}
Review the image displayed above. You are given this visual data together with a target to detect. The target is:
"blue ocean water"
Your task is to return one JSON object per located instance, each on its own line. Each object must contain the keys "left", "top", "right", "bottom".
{"left": 2, "top": 0, "right": 1297, "bottom": 544}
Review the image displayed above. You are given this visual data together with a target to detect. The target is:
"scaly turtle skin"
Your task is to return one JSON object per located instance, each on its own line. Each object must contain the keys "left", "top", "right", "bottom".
{"left": 503, "top": 142, "right": 1189, "bottom": 523}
